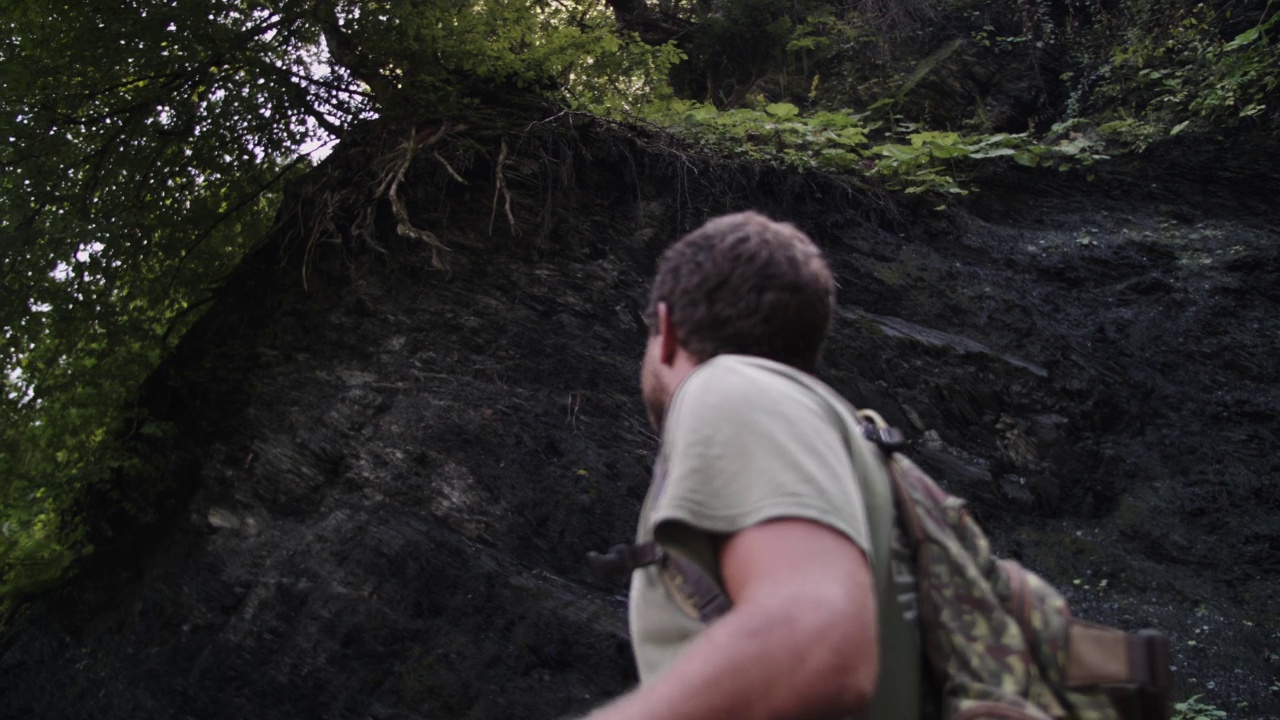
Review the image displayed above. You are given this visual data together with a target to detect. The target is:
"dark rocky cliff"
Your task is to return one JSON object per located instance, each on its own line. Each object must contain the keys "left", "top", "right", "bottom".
{"left": 2, "top": 121, "right": 1277, "bottom": 719}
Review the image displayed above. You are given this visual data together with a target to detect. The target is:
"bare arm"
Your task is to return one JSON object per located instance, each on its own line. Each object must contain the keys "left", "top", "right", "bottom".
{"left": 589, "top": 518, "right": 879, "bottom": 720}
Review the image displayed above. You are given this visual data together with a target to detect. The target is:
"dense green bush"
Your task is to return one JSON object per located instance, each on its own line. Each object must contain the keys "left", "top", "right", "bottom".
{"left": 0, "top": 0, "right": 677, "bottom": 613}
{"left": 1093, "top": 0, "right": 1279, "bottom": 133}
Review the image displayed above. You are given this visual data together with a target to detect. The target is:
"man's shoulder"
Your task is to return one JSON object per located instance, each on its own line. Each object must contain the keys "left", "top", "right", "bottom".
{"left": 683, "top": 354, "right": 835, "bottom": 398}
{"left": 668, "top": 355, "right": 845, "bottom": 430}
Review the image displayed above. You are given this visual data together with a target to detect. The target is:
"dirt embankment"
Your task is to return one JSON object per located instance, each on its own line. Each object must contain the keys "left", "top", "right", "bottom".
{"left": 1, "top": 121, "right": 1277, "bottom": 719}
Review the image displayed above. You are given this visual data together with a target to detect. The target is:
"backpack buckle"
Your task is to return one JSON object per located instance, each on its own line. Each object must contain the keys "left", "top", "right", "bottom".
{"left": 587, "top": 542, "right": 665, "bottom": 586}
{"left": 862, "top": 424, "right": 906, "bottom": 451}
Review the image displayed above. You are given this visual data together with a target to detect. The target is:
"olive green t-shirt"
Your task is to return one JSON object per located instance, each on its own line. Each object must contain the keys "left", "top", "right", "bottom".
{"left": 628, "top": 355, "right": 921, "bottom": 720}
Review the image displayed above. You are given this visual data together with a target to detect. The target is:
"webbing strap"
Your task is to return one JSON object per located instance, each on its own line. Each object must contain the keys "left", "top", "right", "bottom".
{"left": 585, "top": 540, "right": 733, "bottom": 623}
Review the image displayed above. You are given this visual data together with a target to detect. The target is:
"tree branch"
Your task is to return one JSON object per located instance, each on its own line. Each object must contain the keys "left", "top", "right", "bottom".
{"left": 165, "top": 152, "right": 313, "bottom": 296}
{"left": 266, "top": 63, "right": 375, "bottom": 100}
{"left": 312, "top": 0, "right": 395, "bottom": 104}
{"left": 602, "top": 0, "right": 697, "bottom": 45}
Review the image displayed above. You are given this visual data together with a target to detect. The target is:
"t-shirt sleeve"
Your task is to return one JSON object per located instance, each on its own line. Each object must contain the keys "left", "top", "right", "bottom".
{"left": 649, "top": 360, "right": 872, "bottom": 562}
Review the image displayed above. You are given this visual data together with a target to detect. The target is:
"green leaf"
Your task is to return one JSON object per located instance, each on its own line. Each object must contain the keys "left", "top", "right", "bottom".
{"left": 765, "top": 102, "right": 800, "bottom": 118}
{"left": 1224, "top": 26, "right": 1261, "bottom": 51}
{"left": 1014, "top": 151, "right": 1041, "bottom": 167}
{"left": 828, "top": 127, "right": 869, "bottom": 146}
{"left": 873, "top": 144, "right": 917, "bottom": 161}
{"left": 811, "top": 111, "right": 856, "bottom": 129}
{"left": 970, "top": 147, "right": 1018, "bottom": 158}
{"left": 926, "top": 141, "right": 972, "bottom": 159}
{"left": 817, "top": 149, "right": 860, "bottom": 171}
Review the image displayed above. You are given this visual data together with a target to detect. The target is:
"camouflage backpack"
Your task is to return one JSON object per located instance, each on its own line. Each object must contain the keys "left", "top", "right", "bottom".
{"left": 857, "top": 409, "right": 1172, "bottom": 720}
{"left": 588, "top": 409, "right": 1172, "bottom": 720}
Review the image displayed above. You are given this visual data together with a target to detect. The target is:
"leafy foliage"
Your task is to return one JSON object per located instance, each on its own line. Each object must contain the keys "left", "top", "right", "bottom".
{"left": 1, "top": 0, "right": 325, "bottom": 610}
{"left": 312, "top": 0, "right": 682, "bottom": 116}
{"left": 1096, "top": 1, "right": 1280, "bottom": 132}
{"left": 0, "top": 0, "right": 678, "bottom": 611}
{"left": 636, "top": 100, "right": 1108, "bottom": 194}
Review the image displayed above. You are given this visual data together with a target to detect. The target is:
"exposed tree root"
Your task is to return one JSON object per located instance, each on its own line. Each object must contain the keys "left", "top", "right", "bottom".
{"left": 376, "top": 124, "right": 462, "bottom": 268}
{"left": 490, "top": 137, "right": 518, "bottom": 237}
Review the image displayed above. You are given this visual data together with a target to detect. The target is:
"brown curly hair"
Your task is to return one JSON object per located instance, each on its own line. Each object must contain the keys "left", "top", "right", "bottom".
{"left": 644, "top": 211, "right": 835, "bottom": 373}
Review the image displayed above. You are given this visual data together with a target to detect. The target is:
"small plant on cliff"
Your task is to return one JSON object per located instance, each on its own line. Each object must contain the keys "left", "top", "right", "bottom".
{"left": 1171, "top": 694, "right": 1228, "bottom": 720}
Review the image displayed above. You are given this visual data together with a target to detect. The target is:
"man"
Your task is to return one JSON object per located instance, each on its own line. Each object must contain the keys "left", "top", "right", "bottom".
{"left": 588, "top": 211, "right": 920, "bottom": 720}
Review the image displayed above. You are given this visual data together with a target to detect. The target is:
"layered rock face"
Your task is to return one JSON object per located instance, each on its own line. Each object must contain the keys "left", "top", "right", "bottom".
{"left": 2, "top": 126, "right": 1277, "bottom": 719}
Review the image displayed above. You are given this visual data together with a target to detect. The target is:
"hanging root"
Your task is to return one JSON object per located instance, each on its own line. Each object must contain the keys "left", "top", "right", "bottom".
{"left": 489, "top": 137, "right": 518, "bottom": 237}
{"left": 433, "top": 150, "right": 468, "bottom": 185}
{"left": 299, "top": 178, "right": 366, "bottom": 290}
{"left": 376, "top": 123, "right": 464, "bottom": 268}
{"left": 389, "top": 188, "right": 446, "bottom": 268}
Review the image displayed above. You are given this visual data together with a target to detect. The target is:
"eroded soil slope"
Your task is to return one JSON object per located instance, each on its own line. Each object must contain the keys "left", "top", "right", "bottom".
{"left": 2, "top": 124, "right": 1277, "bottom": 719}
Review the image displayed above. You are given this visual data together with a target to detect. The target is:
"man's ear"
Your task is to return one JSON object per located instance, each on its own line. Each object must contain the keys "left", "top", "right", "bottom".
{"left": 656, "top": 302, "right": 679, "bottom": 366}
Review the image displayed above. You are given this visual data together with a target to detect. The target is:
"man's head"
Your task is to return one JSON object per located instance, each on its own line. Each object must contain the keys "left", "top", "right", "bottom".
{"left": 640, "top": 211, "right": 836, "bottom": 430}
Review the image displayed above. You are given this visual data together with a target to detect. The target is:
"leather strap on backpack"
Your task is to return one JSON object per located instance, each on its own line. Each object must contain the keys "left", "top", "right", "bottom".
{"left": 585, "top": 540, "right": 731, "bottom": 624}
{"left": 1067, "top": 623, "right": 1172, "bottom": 720}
